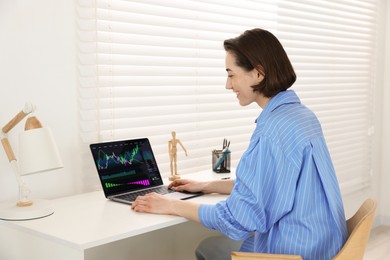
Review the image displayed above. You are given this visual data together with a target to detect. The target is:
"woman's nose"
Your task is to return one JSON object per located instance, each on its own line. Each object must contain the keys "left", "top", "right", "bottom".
{"left": 226, "top": 78, "right": 232, "bottom": 89}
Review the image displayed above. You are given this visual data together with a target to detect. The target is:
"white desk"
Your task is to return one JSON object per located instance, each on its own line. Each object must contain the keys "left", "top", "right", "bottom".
{"left": 0, "top": 171, "right": 233, "bottom": 260}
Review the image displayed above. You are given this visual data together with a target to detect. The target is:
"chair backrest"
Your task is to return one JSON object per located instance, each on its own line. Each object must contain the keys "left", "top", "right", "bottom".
{"left": 332, "top": 198, "right": 377, "bottom": 260}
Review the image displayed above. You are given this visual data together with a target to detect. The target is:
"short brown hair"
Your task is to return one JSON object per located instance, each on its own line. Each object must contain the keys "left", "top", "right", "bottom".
{"left": 224, "top": 28, "right": 296, "bottom": 98}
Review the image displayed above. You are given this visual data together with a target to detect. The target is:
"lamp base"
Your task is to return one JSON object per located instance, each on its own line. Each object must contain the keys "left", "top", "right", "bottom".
{"left": 0, "top": 199, "right": 54, "bottom": 221}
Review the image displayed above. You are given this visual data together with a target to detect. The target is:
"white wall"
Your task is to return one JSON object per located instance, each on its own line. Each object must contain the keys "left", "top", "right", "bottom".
{"left": 0, "top": 0, "right": 81, "bottom": 200}
{"left": 0, "top": 0, "right": 389, "bottom": 223}
{"left": 379, "top": 0, "right": 390, "bottom": 225}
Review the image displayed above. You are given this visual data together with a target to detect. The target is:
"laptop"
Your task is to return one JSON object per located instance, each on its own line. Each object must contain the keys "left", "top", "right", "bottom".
{"left": 89, "top": 138, "right": 202, "bottom": 205}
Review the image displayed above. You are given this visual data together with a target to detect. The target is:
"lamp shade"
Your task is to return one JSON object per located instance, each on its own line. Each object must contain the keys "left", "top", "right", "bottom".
{"left": 18, "top": 127, "right": 63, "bottom": 176}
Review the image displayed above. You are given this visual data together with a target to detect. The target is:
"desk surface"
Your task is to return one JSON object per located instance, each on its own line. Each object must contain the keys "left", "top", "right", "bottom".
{"left": 0, "top": 170, "right": 232, "bottom": 251}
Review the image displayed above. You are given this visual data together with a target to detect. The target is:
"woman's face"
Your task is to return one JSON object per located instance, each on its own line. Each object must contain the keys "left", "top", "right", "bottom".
{"left": 225, "top": 52, "right": 265, "bottom": 107}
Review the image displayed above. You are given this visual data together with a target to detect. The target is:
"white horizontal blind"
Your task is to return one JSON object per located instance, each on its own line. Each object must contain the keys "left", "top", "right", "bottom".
{"left": 276, "top": 0, "right": 377, "bottom": 194}
{"left": 77, "top": 0, "right": 378, "bottom": 194}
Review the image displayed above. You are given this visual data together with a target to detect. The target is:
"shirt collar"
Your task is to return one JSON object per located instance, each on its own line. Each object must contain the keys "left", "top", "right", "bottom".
{"left": 255, "top": 90, "right": 301, "bottom": 123}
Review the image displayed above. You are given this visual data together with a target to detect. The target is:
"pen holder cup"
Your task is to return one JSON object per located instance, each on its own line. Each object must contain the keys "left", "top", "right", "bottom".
{"left": 212, "top": 149, "right": 231, "bottom": 173}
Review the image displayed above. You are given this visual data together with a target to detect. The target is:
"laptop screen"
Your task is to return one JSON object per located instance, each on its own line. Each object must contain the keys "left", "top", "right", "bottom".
{"left": 90, "top": 138, "right": 164, "bottom": 197}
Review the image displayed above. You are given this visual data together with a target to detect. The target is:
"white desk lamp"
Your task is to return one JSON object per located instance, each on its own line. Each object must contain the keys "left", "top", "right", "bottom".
{"left": 0, "top": 103, "right": 63, "bottom": 221}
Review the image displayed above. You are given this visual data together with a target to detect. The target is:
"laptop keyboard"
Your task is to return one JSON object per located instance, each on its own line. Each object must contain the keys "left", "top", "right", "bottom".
{"left": 115, "top": 186, "right": 174, "bottom": 202}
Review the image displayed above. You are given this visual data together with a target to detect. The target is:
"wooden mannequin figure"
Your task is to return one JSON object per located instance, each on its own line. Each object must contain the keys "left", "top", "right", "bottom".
{"left": 168, "top": 131, "right": 188, "bottom": 181}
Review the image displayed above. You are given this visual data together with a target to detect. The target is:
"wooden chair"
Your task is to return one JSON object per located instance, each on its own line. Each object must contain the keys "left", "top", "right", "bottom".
{"left": 231, "top": 198, "right": 377, "bottom": 260}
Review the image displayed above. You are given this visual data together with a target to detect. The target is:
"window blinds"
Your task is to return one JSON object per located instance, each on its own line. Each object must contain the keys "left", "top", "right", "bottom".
{"left": 77, "top": 0, "right": 378, "bottom": 194}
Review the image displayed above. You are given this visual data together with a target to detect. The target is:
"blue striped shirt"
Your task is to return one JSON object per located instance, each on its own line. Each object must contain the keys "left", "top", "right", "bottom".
{"left": 199, "top": 90, "right": 347, "bottom": 260}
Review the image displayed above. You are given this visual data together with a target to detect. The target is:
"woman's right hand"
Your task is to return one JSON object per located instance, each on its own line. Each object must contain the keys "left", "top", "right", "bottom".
{"left": 168, "top": 179, "right": 209, "bottom": 194}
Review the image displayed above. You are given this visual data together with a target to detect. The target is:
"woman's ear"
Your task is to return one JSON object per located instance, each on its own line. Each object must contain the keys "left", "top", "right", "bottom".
{"left": 254, "top": 65, "right": 265, "bottom": 83}
{"left": 255, "top": 65, "right": 265, "bottom": 79}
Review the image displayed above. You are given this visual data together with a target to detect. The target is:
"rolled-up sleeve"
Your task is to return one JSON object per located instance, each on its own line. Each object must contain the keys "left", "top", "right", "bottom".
{"left": 198, "top": 204, "right": 217, "bottom": 230}
{"left": 199, "top": 201, "right": 251, "bottom": 241}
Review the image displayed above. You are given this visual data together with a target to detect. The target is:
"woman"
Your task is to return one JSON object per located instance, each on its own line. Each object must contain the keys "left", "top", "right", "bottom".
{"left": 132, "top": 28, "right": 347, "bottom": 260}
